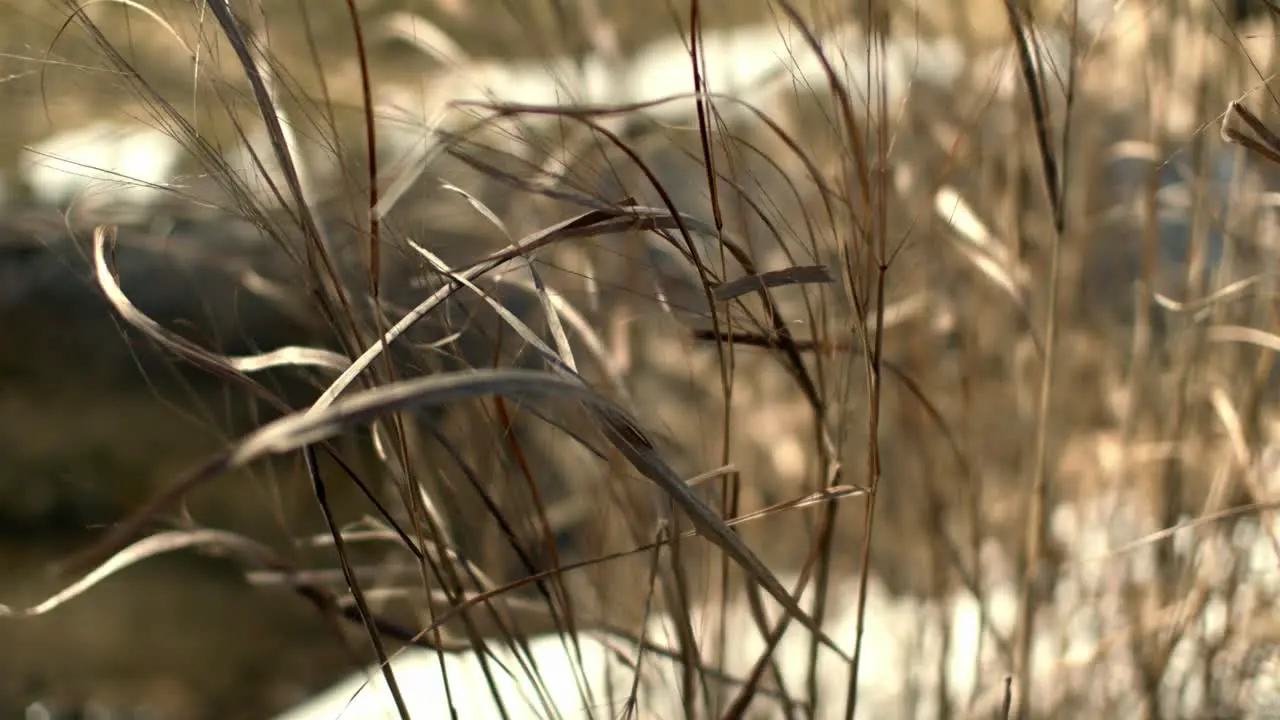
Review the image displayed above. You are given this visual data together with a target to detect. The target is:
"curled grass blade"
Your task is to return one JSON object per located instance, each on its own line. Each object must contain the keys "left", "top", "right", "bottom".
{"left": 711, "top": 264, "right": 834, "bottom": 303}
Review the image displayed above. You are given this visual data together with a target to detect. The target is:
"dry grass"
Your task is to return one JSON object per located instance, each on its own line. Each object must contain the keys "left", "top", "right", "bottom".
{"left": 3, "top": 0, "right": 1280, "bottom": 718}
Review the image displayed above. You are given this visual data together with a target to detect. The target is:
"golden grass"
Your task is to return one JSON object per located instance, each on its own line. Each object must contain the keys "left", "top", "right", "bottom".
{"left": 4, "top": 0, "right": 1280, "bottom": 717}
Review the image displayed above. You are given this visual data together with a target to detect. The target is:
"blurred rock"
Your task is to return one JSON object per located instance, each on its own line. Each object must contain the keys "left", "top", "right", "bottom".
{"left": 1084, "top": 137, "right": 1280, "bottom": 344}
{"left": 17, "top": 121, "right": 184, "bottom": 225}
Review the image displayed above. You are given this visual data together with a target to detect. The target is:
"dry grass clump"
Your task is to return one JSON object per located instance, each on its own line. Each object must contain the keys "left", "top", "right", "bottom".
{"left": 5, "top": 0, "right": 1280, "bottom": 717}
